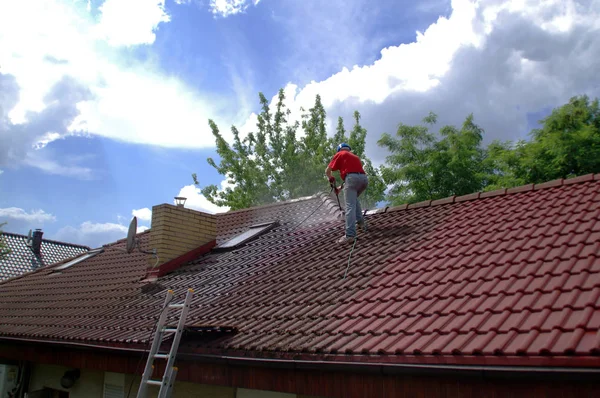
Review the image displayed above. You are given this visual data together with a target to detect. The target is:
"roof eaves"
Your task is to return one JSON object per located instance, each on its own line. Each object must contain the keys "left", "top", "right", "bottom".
{"left": 2, "top": 335, "right": 598, "bottom": 378}
{"left": 177, "top": 352, "right": 600, "bottom": 379}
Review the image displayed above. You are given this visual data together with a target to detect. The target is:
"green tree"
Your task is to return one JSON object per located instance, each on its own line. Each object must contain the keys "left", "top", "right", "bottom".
{"left": 378, "top": 113, "right": 437, "bottom": 204}
{"left": 295, "top": 94, "right": 335, "bottom": 197}
{"left": 481, "top": 139, "right": 528, "bottom": 191}
{"left": 378, "top": 112, "right": 488, "bottom": 204}
{"left": 430, "top": 114, "right": 487, "bottom": 197}
{"left": 520, "top": 95, "right": 600, "bottom": 183}
{"left": 193, "top": 120, "right": 267, "bottom": 210}
{"left": 483, "top": 95, "right": 600, "bottom": 189}
{"left": 196, "top": 90, "right": 384, "bottom": 211}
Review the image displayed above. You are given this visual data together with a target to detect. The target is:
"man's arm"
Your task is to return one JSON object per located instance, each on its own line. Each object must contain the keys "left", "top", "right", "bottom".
{"left": 325, "top": 166, "right": 334, "bottom": 179}
{"left": 326, "top": 153, "right": 339, "bottom": 179}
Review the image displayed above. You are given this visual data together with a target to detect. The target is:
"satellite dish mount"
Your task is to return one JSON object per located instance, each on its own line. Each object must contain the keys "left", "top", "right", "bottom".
{"left": 124, "top": 217, "right": 159, "bottom": 267}
{"left": 25, "top": 229, "right": 33, "bottom": 247}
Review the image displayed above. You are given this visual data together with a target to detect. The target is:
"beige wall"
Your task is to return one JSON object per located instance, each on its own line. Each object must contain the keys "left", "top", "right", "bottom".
{"left": 125, "top": 374, "right": 235, "bottom": 398}
{"left": 237, "top": 388, "right": 296, "bottom": 398}
{"left": 27, "top": 364, "right": 315, "bottom": 398}
{"left": 28, "top": 364, "right": 104, "bottom": 398}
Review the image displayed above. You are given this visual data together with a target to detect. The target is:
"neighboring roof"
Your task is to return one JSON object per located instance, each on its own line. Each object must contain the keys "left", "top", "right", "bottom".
{"left": 0, "top": 174, "right": 599, "bottom": 369}
{"left": 0, "top": 232, "right": 90, "bottom": 282}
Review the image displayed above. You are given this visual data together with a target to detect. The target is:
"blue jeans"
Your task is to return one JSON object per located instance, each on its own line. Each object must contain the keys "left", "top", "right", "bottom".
{"left": 343, "top": 173, "right": 368, "bottom": 237}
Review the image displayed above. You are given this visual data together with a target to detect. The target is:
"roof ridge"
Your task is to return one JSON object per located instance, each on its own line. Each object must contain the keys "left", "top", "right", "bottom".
{"left": 0, "top": 231, "right": 91, "bottom": 249}
{"left": 367, "top": 173, "right": 600, "bottom": 215}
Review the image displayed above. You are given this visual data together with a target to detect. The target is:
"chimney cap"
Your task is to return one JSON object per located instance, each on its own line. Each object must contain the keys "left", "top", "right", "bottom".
{"left": 174, "top": 197, "right": 187, "bottom": 207}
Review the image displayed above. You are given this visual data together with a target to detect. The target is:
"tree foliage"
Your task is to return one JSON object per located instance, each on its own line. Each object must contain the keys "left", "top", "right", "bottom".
{"left": 378, "top": 94, "right": 600, "bottom": 205}
{"left": 486, "top": 95, "right": 600, "bottom": 186}
{"left": 196, "top": 90, "right": 600, "bottom": 211}
{"left": 195, "top": 89, "right": 385, "bottom": 210}
{"left": 378, "top": 112, "right": 487, "bottom": 204}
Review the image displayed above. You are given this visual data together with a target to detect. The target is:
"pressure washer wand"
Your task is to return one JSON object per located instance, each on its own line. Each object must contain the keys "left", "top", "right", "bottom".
{"left": 331, "top": 182, "right": 343, "bottom": 211}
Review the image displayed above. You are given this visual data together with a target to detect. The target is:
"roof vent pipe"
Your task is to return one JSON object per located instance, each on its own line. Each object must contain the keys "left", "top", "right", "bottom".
{"left": 32, "top": 229, "right": 43, "bottom": 257}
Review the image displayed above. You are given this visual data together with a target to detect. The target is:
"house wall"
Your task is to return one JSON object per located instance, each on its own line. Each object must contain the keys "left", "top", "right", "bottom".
{"left": 237, "top": 388, "right": 296, "bottom": 398}
{"left": 124, "top": 374, "right": 235, "bottom": 398}
{"left": 28, "top": 364, "right": 104, "bottom": 398}
{"left": 26, "top": 363, "right": 313, "bottom": 398}
{"left": 3, "top": 343, "right": 597, "bottom": 398}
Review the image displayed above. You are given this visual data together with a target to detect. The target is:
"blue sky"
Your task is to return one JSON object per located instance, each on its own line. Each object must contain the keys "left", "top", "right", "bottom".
{"left": 1, "top": 0, "right": 599, "bottom": 247}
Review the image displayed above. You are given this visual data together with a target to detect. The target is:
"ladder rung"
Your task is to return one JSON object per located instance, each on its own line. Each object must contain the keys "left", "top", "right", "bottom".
{"left": 137, "top": 289, "right": 193, "bottom": 397}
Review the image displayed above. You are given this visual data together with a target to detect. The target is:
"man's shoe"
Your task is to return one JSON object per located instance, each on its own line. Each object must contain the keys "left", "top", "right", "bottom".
{"left": 337, "top": 236, "right": 355, "bottom": 244}
{"left": 357, "top": 220, "right": 367, "bottom": 233}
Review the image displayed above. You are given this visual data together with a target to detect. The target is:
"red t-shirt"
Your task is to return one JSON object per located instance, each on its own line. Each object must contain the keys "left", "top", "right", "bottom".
{"left": 328, "top": 151, "right": 365, "bottom": 181}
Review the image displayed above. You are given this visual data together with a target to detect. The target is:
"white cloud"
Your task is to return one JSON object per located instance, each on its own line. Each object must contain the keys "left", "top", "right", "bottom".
{"left": 54, "top": 220, "right": 148, "bottom": 248}
{"left": 132, "top": 208, "right": 152, "bottom": 222}
{"left": 209, "top": 0, "right": 260, "bottom": 17}
{"left": 274, "top": 0, "right": 481, "bottom": 111}
{"left": 176, "top": 184, "right": 230, "bottom": 214}
{"left": 251, "top": 0, "right": 600, "bottom": 164}
{"left": 2, "top": 0, "right": 598, "bottom": 173}
{"left": 80, "top": 221, "right": 127, "bottom": 235}
{"left": 71, "top": 69, "right": 224, "bottom": 148}
{"left": 23, "top": 152, "right": 94, "bottom": 180}
{"left": 0, "top": 208, "right": 56, "bottom": 224}
{"left": 0, "top": 0, "right": 236, "bottom": 170}
{"left": 93, "top": 0, "right": 170, "bottom": 47}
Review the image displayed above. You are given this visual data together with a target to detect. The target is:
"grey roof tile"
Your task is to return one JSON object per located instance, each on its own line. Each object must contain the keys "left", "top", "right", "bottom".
{"left": 0, "top": 232, "right": 90, "bottom": 281}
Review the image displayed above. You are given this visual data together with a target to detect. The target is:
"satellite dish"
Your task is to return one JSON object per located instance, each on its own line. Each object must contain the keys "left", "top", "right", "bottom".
{"left": 121, "top": 216, "right": 157, "bottom": 265}
{"left": 126, "top": 217, "right": 137, "bottom": 253}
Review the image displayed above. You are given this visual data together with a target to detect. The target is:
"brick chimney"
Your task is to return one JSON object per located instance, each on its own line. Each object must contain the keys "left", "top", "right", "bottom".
{"left": 32, "top": 229, "right": 43, "bottom": 258}
{"left": 145, "top": 198, "right": 216, "bottom": 278}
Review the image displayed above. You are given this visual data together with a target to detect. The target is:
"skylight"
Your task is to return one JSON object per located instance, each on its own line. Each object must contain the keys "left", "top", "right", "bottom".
{"left": 217, "top": 222, "right": 277, "bottom": 250}
{"left": 52, "top": 248, "right": 103, "bottom": 271}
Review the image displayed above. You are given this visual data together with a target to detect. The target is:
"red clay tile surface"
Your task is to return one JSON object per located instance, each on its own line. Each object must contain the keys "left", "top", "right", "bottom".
{"left": 1, "top": 176, "right": 600, "bottom": 367}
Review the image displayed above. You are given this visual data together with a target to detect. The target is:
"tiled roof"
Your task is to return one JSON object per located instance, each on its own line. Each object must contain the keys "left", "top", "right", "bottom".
{"left": 0, "top": 232, "right": 90, "bottom": 282}
{"left": 1, "top": 175, "right": 600, "bottom": 368}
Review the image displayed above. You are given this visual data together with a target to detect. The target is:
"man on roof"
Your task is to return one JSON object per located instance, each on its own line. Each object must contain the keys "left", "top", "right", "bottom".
{"left": 326, "top": 142, "right": 369, "bottom": 244}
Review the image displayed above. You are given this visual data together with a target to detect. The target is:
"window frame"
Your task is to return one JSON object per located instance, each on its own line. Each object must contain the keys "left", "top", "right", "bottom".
{"left": 216, "top": 221, "right": 278, "bottom": 250}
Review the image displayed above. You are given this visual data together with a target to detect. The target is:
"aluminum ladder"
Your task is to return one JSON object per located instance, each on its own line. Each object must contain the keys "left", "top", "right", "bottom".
{"left": 137, "top": 288, "right": 193, "bottom": 398}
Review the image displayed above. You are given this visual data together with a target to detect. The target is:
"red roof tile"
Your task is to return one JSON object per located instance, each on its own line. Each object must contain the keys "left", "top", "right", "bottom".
{"left": 1, "top": 178, "right": 600, "bottom": 368}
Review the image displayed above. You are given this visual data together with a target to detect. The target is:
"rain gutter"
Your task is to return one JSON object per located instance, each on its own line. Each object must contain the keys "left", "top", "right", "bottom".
{"left": 176, "top": 353, "right": 600, "bottom": 381}
{"left": 1, "top": 336, "right": 599, "bottom": 381}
